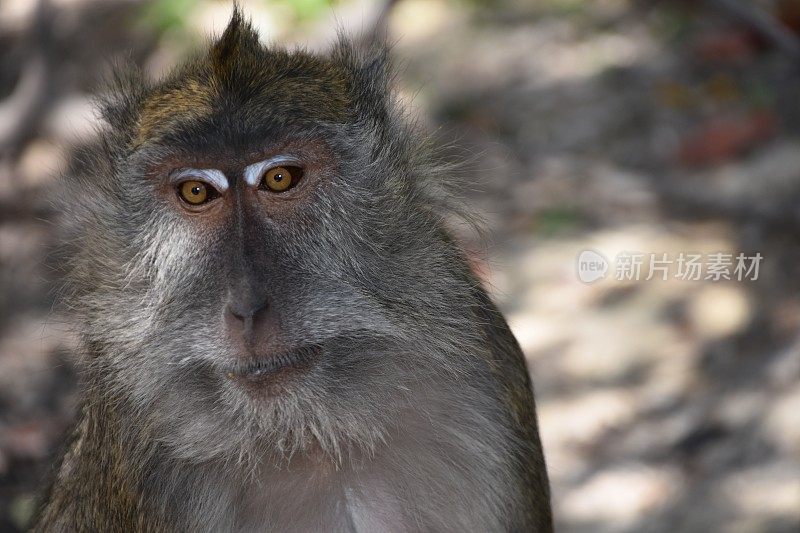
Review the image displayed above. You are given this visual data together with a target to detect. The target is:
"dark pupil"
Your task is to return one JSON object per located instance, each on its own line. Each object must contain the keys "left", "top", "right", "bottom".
{"left": 191, "top": 186, "right": 202, "bottom": 195}
{"left": 273, "top": 173, "right": 284, "bottom": 182}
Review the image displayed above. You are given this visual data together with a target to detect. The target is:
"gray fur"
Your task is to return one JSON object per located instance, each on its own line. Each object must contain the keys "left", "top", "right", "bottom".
{"left": 35, "top": 10, "right": 552, "bottom": 532}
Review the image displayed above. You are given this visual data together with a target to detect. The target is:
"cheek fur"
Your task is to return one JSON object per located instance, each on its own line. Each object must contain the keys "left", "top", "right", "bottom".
{"left": 131, "top": 211, "right": 217, "bottom": 296}
{"left": 83, "top": 212, "right": 222, "bottom": 360}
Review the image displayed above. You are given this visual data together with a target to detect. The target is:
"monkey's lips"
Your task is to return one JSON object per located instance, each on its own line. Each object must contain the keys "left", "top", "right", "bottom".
{"left": 225, "top": 345, "right": 322, "bottom": 392}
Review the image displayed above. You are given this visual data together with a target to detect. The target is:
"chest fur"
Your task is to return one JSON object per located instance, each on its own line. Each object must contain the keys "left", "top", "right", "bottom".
{"left": 175, "top": 419, "right": 513, "bottom": 532}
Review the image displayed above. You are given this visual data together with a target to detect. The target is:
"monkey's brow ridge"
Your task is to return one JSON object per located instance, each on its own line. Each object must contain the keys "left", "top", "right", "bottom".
{"left": 170, "top": 168, "right": 229, "bottom": 191}
{"left": 243, "top": 156, "right": 301, "bottom": 187}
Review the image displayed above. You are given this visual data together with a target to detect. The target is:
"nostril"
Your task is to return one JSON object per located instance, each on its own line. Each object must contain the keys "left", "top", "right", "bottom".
{"left": 225, "top": 303, "right": 248, "bottom": 322}
{"left": 224, "top": 298, "right": 269, "bottom": 323}
{"left": 224, "top": 303, "right": 254, "bottom": 341}
{"left": 224, "top": 299, "right": 269, "bottom": 342}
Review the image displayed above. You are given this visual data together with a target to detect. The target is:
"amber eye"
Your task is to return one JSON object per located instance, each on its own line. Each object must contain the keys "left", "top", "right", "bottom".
{"left": 260, "top": 166, "right": 301, "bottom": 193}
{"left": 178, "top": 180, "right": 212, "bottom": 205}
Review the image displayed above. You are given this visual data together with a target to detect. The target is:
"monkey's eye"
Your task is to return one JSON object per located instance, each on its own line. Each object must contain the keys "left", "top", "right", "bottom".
{"left": 178, "top": 180, "right": 218, "bottom": 205}
{"left": 259, "top": 166, "right": 302, "bottom": 193}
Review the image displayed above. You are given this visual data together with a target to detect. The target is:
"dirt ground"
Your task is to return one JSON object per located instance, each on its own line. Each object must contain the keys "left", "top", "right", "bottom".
{"left": 1, "top": 0, "right": 799, "bottom": 531}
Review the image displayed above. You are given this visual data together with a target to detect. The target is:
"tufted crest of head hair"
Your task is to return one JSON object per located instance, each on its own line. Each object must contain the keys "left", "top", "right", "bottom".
{"left": 98, "top": 7, "right": 394, "bottom": 158}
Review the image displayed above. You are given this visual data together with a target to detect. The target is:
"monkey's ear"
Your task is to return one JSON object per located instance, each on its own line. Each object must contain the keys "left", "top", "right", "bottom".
{"left": 331, "top": 34, "right": 393, "bottom": 124}
{"left": 211, "top": 5, "right": 261, "bottom": 82}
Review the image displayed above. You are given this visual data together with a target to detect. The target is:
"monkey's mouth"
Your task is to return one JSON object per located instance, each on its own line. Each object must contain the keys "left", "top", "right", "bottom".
{"left": 225, "top": 345, "right": 322, "bottom": 389}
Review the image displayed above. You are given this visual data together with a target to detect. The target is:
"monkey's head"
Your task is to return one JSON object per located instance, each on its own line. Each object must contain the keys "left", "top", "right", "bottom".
{"left": 65, "top": 10, "right": 480, "bottom": 464}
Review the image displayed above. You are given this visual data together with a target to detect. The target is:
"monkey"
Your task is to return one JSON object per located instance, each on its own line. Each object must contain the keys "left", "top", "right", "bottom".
{"left": 33, "top": 8, "right": 552, "bottom": 532}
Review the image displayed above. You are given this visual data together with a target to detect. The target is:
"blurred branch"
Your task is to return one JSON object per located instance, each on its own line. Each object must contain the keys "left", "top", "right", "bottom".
{"left": 0, "top": 197, "right": 53, "bottom": 223}
{"left": 368, "top": 0, "right": 401, "bottom": 43}
{"left": 0, "top": 0, "right": 55, "bottom": 161}
{"left": 655, "top": 179, "right": 800, "bottom": 235}
{"left": 705, "top": 0, "right": 800, "bottom": 60}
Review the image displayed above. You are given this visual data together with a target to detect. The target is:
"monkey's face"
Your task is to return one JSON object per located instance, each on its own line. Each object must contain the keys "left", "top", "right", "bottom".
{"left": 143, "top": 136, "right": 367, "bottom": 396}
{"left": 111, "top": 128, "right": 414, "bottom": 462}
{"left": 68, "top": 15, "right": 477, "bottom": 463}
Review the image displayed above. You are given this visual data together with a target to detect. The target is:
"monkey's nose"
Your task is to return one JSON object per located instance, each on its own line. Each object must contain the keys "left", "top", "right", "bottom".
{"left": 224, "top": 298, "right": 286, "bottom": 357}
{"left": 224, "top": 297, "right": 269, "bottom": 340}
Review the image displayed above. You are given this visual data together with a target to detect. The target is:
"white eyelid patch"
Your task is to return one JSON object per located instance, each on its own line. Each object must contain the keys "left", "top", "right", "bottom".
{"left": 170, "top": 168, "right": 229, "bottom": 192}
{"left": 243, "top": 156, "right": 299, "bottom": 188}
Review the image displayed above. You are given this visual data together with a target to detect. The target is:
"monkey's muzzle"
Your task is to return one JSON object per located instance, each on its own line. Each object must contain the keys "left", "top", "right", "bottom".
{"left": 225, "top": 344, "right": 322, "bottom": 389}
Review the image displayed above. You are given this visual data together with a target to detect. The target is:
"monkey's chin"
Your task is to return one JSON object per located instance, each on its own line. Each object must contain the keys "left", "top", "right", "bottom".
{"left": 224, "top": 344, "right": 321, "bottom": 397}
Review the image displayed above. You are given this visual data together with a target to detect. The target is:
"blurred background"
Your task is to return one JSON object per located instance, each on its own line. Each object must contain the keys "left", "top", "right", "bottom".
{"left": 1, "top": 0, "right": 800, "bottom": 531}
